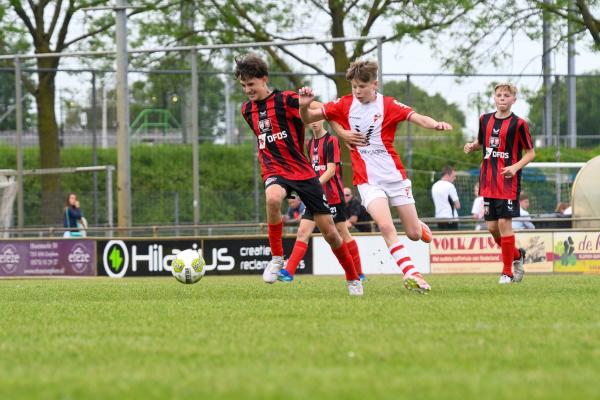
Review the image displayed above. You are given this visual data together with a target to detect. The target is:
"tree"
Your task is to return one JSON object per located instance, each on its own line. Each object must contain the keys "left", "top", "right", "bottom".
{"left": 176, "top": 0, "right": 479, "bottom": 185}
{"left": 441, "top": 1, "right": 600, "bottom": 74}
{"left": 527, "top": 72, "right": 600, "bottom": 144}
{"left": 3, "top": 1, "right": 151, "bottom": 224}
{"left": 199, "top": 0, "right": 482, "bottom": 95}
{"left": 128, "top": 55, "right": 226, "bottom": 141}
{"left": 0, "top": 25, "right": 33, "bottom": 131}
{"left": 541, "top": 0, "right": 600, "bottom": 49}
{"left": 382, "top": 80, "right": 466, "bottom": 174}
{"left": 383, "top": 80, "right": 466, "bottom": 138}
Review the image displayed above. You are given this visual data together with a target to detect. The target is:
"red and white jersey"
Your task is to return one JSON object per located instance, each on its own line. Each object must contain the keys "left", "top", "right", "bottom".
{"left": 322, "top": 93, "right": 414, "bottom": 186}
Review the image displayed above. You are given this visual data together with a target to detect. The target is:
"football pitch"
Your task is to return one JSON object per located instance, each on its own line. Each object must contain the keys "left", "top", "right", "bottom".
{"left": 1, "top": 275, "right": 599, "bottom": 399}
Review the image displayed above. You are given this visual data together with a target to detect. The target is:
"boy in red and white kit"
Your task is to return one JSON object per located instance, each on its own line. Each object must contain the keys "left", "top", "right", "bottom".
{"left": 298, "top": 60, "right": 452, "bottom": 294}
{"left": 464, "top": 82, "right": 535, "bottom": 284}
{"left": 279, "top": 103, "right": 365, "bottom": 282}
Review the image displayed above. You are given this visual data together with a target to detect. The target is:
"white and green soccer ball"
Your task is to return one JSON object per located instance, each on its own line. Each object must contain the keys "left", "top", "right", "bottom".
{"left": 171, "top": 249, "right": 206, "bottom": 284}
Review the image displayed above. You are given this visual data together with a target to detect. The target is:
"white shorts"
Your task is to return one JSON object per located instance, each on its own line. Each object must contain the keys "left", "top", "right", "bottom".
{"left": 357, "top": 180, "right": 415, "bottom": 209}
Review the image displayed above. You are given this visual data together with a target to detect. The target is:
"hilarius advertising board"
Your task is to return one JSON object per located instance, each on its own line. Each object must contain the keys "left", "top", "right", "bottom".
{"left": 553, "top": 231, "right": 600, "bottom": 273}
{"left": 97, "top": 237, "right": 311, "bottom": 277}
{"left": 430, "top": 232, "right": 553, "bottom": 274}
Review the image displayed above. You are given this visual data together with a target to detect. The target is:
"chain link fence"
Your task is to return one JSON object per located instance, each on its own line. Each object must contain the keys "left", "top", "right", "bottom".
{"left": 0, "top": 59, "right": 598, "bottom": 231}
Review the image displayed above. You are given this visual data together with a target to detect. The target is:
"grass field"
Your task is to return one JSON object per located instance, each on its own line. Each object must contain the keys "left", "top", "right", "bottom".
{"left": 1, "top": 274, "right": 599, "bottom": 399}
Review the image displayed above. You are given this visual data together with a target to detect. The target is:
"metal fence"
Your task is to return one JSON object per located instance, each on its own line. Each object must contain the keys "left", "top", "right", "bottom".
{"left": 0, "top": 51, "right": 598, "bottom": 232}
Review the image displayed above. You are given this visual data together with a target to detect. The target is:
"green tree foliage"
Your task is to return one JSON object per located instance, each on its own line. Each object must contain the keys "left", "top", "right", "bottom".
{"left": 527, "top": 73, "right": 600, "bottom": 141}
{"left": 441, "top": 0, "right": 600, "bottom": 74}
{"left": 129, "top": 55, "right": 226, "bottom": 141}
{"left": 1, "top": 1, "right": 158, "bottom": 223}
{"left": 199, "top": 0, "right": 481, "bottom": 95}
{"left": 383, "top": 80, "right": 466, "bottom": 140}
{"left": 1, "top": 142, "right": 597, "bottom": 226}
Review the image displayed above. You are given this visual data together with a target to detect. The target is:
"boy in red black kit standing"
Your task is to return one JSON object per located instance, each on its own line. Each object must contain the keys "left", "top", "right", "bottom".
{"left": 464, "top": 82, "right": 535, "bottom": 284}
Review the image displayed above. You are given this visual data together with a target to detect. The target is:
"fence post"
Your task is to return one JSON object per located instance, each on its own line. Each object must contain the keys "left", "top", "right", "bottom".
{"left": 254, "top": 143, "right": 260, "bottom": 223}
{"left": 405, "top": 74, "right": 413, "bottom": 172}
{"left": 115, "top": 0, "right": 132, "bottom": 229}
{"left": 542, "top": 0, "right": 553, "bottom": 147}
{"left": 377, "top": 37, "right": 383, "bottom": 90}
{"left": 567, "top": 0, "right": 577, "bottom": 149}
{"left": 174, "top": 191, "right": 180, "bottom": 237}
{"left": 555, "top": 75, "right": 561, "bottom": 205}
{"left": 106, "top": 166, "right": 114, "bottom": 237}
{"left": 191, "top": 49, "right": 200, "bottom": 234}
{"left": 15, "top": 57, "right": 24, "bottom": 230}
{"left": 91, "top": 70, "right": 99, "bottom": 225}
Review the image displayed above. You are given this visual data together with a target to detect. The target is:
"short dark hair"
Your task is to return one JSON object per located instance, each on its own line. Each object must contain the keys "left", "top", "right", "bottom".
{"left": 234, "top": 54, "right": 269, "bottom": 80}
{"left": 441, "top": 165, "right": 454, "bottom": 177}
{"left": 520, "top": 193, "right": 529, "bottom": 201}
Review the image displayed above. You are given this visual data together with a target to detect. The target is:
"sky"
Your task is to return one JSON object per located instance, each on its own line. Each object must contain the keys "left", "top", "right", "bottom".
{"left": 46, "top": 8, "right": 599, "bottom": 140}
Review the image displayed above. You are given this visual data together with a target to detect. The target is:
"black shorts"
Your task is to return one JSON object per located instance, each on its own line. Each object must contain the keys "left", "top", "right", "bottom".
{"left": 483, "top": 196, "right": 520, "bottom": 221}
{"left": 303, "top": 202, "right": 347, "bottom": 223}
{"left": 264, "top": 175, "right": 330, "bottom": 215}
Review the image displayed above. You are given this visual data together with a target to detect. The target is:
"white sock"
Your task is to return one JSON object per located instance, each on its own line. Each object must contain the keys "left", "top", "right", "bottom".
{"left": 389, "top": 242, "right": 417, "bottom": 277}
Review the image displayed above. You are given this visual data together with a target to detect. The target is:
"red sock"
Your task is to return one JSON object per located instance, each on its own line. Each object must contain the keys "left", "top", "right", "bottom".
{"left": 500, "top": 235, "right": 516, "bottom": 277}
{"left": 347, "top": 240, "right": 363, "bottom": 276}
{"left": 285, "top": 241, "right": 308, "bottom": 276}
{"left": 494, "top": 235, "right": 520, "bottom": 260}
{"left": 513, "top": 246, "right": 521, "bottom": 260}
{"left": 332, "top": 241, "right": 359, "bottom": 281}
{"left": 268, "top": 222, "right": 283, "bottom": 257}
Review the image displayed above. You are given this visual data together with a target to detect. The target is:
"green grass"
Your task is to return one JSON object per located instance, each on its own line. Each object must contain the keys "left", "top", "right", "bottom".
{"left": 1, "top": 275, "right": 599, "bottom": 400}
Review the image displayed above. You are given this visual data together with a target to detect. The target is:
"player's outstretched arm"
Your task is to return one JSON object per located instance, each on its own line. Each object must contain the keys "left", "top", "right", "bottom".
{"left": 501, "top": 148, "right": 535, "bottom": 178}
{"left": 298, "top": 87, "right": 325, "bottom": 123}
{"left": 329, "top": 121, "right": 367, "bottom": 147}
{"left": 464, "top": 140, "right": 482, "bottom": 154}
{"left": 409, "top": 113, "right": 453, "bottom": 130}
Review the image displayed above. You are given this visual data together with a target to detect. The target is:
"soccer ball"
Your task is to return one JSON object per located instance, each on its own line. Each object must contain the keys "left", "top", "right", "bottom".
{"left": 171, "top": 249, "right": 206, "bottom": 284}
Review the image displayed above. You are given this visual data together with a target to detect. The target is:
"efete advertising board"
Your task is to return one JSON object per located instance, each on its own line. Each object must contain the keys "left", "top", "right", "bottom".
{"left": 430, "top": 232, "right": 553, "bottom": 274}
{"left": 0, "top": 240, "right": 96, "bottom": 277}
{"left": 97, "top": 237, "right": 311, "bottom": 277}
{"left": 553, "top": 231, "right": 600, "bottom": 273}
{"left": 312, "top": 235, "right": 430, "bottom": 275}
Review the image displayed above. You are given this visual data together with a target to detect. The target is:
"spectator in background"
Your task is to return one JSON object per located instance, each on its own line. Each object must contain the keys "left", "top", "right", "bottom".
{"left": 63, "top": 192, "right": 86, "bottom": 237}
{"left": 512, "top": 193, "right": 535, "bottom": 230}
{"left": 282, "top": 197, "right": 305, "bottom": 224}
{"left": 556, "top": 202, "right": 572, "bottom": 216}
{"left": 431, "top": 165, "right": 461, "bottom": 230}
{"left": 344, "top": 187, "right": 373, "bottom": 232}
{"left": 471, "top": 183, "right": 485, "bottom": 230}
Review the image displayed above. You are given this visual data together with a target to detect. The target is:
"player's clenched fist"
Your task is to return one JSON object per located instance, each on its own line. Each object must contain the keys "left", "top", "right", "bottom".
{"left": 435, "top": 121, "right": 453, "bottom": 130}
{"left": 464, "top": 142, "right": 477, "bottom": 154}
{"left": 298, "top": 87, "right": 315, "bottom": 107}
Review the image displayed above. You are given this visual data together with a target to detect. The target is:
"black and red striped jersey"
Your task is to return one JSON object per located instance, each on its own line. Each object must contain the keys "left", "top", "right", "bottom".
{"left": 241, "top": 90, "right": 316, "bottom": 182}
{"left": 477, "top": 112, "right": 533, "bottom": 200}
{"left": 307, "top": 132, "right": 344, "bottom": 205}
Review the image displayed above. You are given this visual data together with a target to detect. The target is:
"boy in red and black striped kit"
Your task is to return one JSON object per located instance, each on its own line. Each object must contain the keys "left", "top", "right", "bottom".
{"left": 279, "top": 103, "right": 365, "bottom": 282}
{"left": 236, "top": 54, "right": 363, "bottom": 296}
{"left": 464, "top": 83, "right": 535, "bottom": 284}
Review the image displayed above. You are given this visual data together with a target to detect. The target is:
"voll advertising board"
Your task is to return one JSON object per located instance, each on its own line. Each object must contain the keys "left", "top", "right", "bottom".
{"left": 430, "top": 232, "right": 553, "bottom": 274}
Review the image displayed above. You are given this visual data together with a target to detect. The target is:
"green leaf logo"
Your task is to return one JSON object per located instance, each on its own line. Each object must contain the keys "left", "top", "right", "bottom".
{"left": 109, "top": 246, "right": 124, "bottom": 272}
